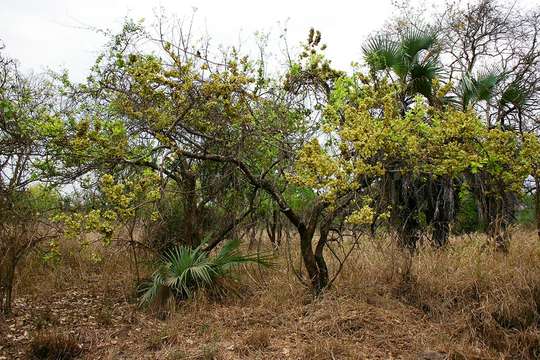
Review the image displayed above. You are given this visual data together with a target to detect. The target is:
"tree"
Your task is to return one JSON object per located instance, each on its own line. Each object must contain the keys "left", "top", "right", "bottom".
{"left": 372, "top": 0, "right": 540, "bottom": 247}
{"left": 439, "top": 0, "right": 540, "bottom": 246}
{"left": 61, "top": 22, "right": 356, "bottom": 293}
{"left": 362, "top": 27, "right": 458, "bottom": 248}
{"left": 0, "top": 47, "right": 62, "bottom": 315}
{"left": 363, "top": 26, "right": 441, "bottom": 106}
{"left": 52, "top": 15, "right": 538, "bottom": 294}
{"left": 52, "top": 19, "right": 267, "bottom": 254}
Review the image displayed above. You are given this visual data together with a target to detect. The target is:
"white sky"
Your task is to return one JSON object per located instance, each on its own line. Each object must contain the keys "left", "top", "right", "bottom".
{"left": 0, "top": 0, "right": 401, "bottom": 80}
{"left": 2, "top": 0, "right": 539, "bottom": 81}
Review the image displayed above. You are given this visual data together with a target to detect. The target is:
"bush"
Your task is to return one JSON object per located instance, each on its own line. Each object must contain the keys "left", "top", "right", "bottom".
{"left": 139, "top": 239, "right": 272, "bottom": 307}
{"left": 145, "top": 195, "right": 186, "bottom": 252}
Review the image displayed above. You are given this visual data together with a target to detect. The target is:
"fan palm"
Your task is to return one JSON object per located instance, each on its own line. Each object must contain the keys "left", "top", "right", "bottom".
{"left": 363, "top": 27, "right": 448, "bottom": 250}
{"left": 362, "top": 27, "right": 441, "bottom": 100}
{"left": 458, "top": 69, "right": 506, "bottom": 110}
{"left": 499, "top": 81, "right": 534, "bottom": 110}
{"left": 457, "top": 70, "right": 535, "bottom": 130}
{"left": 139, "top": 239, "right": 272, "bottom": 306}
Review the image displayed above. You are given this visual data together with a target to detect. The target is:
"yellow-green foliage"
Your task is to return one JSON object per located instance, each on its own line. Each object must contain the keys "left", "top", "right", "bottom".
{"left": 290, "top": 72, "right": 534, "bottom": 216}
{"left": 55, "top": 170, "right": 161, "bottom": 245}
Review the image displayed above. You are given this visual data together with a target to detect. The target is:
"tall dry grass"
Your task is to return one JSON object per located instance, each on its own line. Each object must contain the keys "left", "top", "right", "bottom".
{"left": 10, "top": 228, "right": 540, "bottom": 359}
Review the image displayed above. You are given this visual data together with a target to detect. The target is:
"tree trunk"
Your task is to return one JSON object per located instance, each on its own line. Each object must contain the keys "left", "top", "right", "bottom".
{"left": 534, "top": 176, "right": 540, "bottom": 240}
{"left": 0, "top": 248, "right": 16, "bottom": 316}
{"left": 400, "top": 220, "right": 420, "bottom": 250}
{"left": 266, "top": 209, "right": 282, "bottom": 250}
{"left": 398, "top": 190, "right": 421, "bottom": 250}
{"left": 430, "top": 177, "right": 454, "bottom": 248}
{"left": 485, "top": 193, "right": 512, "bottom": 252}
{"left": 181, "top": 173, "right": 201, "bottom": 248}
{"left": 490, "top": 215, "right": 510, "bottom": 252}
{"left": 386, "top": 172, "right": 421, "bottom": 250}
{"left": 468, "top": 172, "right": 514, "bottom": 251}
{"left": 314, "top": 226, "right": 329, "bottom": 290}
{"left": 432, "top": 222, "right": 449, "bottom": 247}
{"left": 298, "top": 225, "right": 322, "bottom": 292}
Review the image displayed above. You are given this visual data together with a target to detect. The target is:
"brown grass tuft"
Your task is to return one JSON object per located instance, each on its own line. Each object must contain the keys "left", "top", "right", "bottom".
{"left": 27, "top": 331, "right": 83, "bottom": 360}
{"left": 297, "top": 338, "right": 351, "bottom": 360}
{"left": 243, "top": 328, "right": 271, "bottom": 350}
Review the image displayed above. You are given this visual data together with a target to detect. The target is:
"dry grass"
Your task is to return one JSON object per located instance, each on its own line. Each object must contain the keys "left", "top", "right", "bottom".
{"left": 3, "top": 228, "right": 540, "bottom": 359}
{"left": 15, "top": 233, "right": 142, "bottom": 301}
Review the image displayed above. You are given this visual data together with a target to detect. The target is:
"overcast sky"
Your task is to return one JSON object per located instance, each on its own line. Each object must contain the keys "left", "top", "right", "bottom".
{"left": 2, "top": 0, "right": 538, "bottom": 81}
{"left": 0, "top": 0, "right": 402, "bottom": 80}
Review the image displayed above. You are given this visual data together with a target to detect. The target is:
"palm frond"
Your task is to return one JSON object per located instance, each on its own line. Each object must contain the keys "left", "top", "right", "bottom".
{"left": 363, "top": 27, "right": 441, "bottom": 92}
{"left": 500, "top": 81, "right": 531, "bottom": 108}
{"left": 474, "top": 69, "right": 505, "bottom": 102}
{"left": 139, "top": 239, "right": 273, "bottom": 307}
{"left": 458, "top": 69, "right": 505, "bottom": 108}
{"left": 138, "top": 267, "right": 166, "bottom": 307}
{"left": 162, "top": 245, "right": 215, "bottom": 297}
{"left": 408, "top": 59, "right": 441, "bottom": 97}
{"left": 459, "top": 73, "right": 477, "bottom": 109}
{"left": 400, "top": 27, "right": 438, "bottom": 60}
{"left": 362, "top": 36, "right": 401, "bottom": 72}
{"left": 214, "top": 238, "right": 274, "bottom": 271}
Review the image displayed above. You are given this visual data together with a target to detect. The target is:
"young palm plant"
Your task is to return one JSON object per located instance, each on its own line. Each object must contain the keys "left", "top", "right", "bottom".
{"left": 139, "top": 239, "right": 272, "bottom": 307}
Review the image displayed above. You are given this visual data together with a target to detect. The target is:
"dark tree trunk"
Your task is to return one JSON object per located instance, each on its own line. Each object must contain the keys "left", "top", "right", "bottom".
{"left": 0, "top": 247, "right": 16, "bottom": 316}
{"left": 298, "top": 225, "right": 323, "bottom": 292}
{"left": 432, "top": 222, "right": 450, "bottom": 247}
{"left": 489, "top": 216, "right": 510, "bottom": 252}
{"left": 468, "top": 172, "right": 515, "bottom": 252}
{"left": 400, "top": 217, "right": 420, "bottom": 250}
{"left": 265, "top": 209, "right": 282, "bottom": 250}
{"left": 314, "top": 226, "right": 329, "bottom": 290}
{"left": 534, "top": 176, "right": 540, "bottom": 240}
{"left": 429, "top": 177, "right": 454, "bottom": 248}
{"left": 399, "top": 184, "right": 421, "bottom": 250}
{"left": 181, "top": 172, "right": 202, "bottom": 248}
{"left": 484, "top": 191, "right": 514, "bottom": 252}
{"left": 386, "top": 172, "right": 422, "bottom": 250}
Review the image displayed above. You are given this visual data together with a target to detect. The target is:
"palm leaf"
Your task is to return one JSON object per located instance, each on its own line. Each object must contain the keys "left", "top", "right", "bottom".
{"left": 139, "top": 240, "right": 273, "bottom": 307}
{"left": 474, "top": 69, "right": 505, "bottom": 102}
{"left": 214, "top": 238, "right": 274, "bottom": 271}
{"left": 362, "top": 36, "right": 401, "bottom": 72}
{"left": 459, "top": 73, "right": 477, "bottom": 109}
{"left": 163, "top": 245, "right": 215, "bottom": 297}
{"left": 408, "top": 58, "right": 441, "bottom": 97}
{"left": 459, "top": 69, "right": 505, "bottom": 108}
{"left": 500, "top": 82, "right": 531, "bottom": 108}
{"left": 400, "top": 27, "right": 438, "bottom": 60}
{"left": 139, "top": 266, "right": 167, "bottom": 307}
{"left": 363, "top": 27, "right": 440, "bottom": 91}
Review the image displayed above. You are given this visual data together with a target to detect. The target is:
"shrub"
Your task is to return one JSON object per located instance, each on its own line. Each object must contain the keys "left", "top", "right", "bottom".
{"left": 516, "top": 193, "right": 536, "bottom": 226}
{"left": 139, "top": 239, "right": 272, "bottom": 307}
